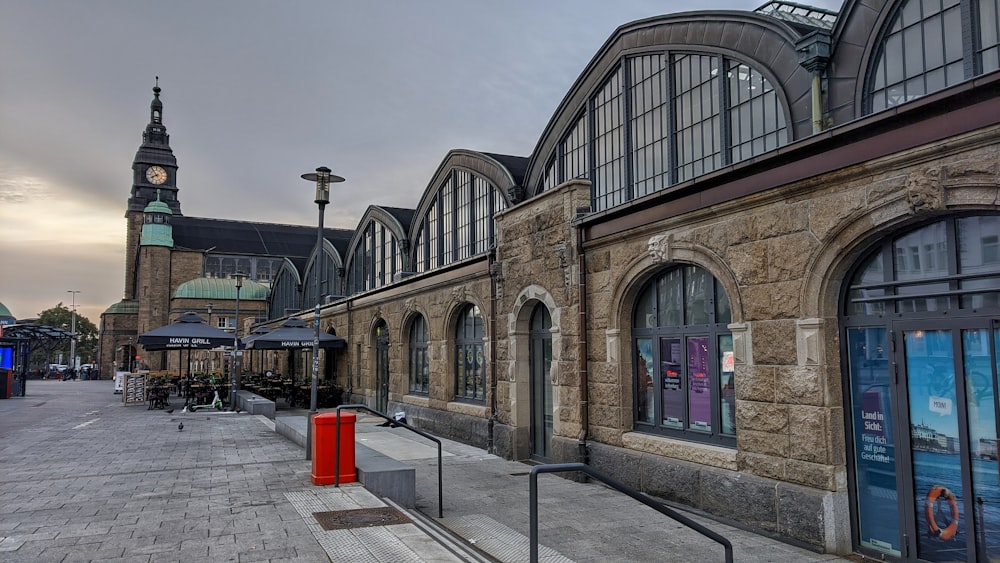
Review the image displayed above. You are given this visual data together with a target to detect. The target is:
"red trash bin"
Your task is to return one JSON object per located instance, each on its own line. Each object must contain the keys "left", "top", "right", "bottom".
{"left": 311, "top": 411, "right": 357, "bottom": 485}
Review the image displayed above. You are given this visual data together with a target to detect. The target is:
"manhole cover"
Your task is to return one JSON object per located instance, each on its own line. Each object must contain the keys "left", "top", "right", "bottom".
{"left": 313, "top": 507, "right": 412, "bottom": 530}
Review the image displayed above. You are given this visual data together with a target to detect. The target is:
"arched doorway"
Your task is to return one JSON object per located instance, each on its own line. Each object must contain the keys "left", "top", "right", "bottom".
{"left": 529, "top": 303, "right": 553, "bottom": 461}
{"left": 374, "top": 320, "right": 390, "bottom": 413}
{"left": 842, "top": 215, "right": 999, "bottom": 561}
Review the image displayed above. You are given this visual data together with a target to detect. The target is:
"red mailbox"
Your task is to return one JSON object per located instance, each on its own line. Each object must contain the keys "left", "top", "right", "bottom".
{"left": 311, "top": 411, "right": 357, "bottom": 485}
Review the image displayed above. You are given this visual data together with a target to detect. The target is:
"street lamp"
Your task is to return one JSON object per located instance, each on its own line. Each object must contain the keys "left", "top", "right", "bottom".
{"left": 301, "top": 166, "right": 345, "bottom": 459}
{"left": 67, "top": 290, "right": 80, "bottom": 374}
{"left": 230, "top": 273, "right": 246, "bottom": 410}
{"left": 127, "top": 337, "right": 133, "bottom": 373}
{"left": 206, "top": 303, "right": 214, "bottom": 372}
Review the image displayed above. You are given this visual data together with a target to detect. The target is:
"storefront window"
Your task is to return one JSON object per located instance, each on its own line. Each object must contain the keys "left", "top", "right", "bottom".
{"left": 633, "top": 265, "right": 733, "bottom": 444}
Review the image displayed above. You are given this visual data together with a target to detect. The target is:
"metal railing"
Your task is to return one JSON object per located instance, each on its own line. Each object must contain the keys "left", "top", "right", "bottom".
{"left": 529, "top": 463, "right": 733, "bottom": 563}
{"left": 334, "top": 404, "right": 444, "bottom": 518}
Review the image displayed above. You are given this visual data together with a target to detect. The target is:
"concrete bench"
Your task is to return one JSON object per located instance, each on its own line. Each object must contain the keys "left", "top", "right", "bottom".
{"left": 355, "top": 443, "right": 416, "bottom": 509}
{"left": 236, "top": 390, "right": 275, "bottom": 419}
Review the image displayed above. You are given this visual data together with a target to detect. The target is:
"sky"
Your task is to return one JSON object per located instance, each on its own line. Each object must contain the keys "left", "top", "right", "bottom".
{"left": 0, "top": 0, "right": 844, "bottom": 325}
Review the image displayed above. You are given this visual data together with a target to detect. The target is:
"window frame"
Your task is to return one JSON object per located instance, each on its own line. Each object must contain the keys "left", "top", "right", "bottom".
{"left": 632, "top": 264, "right": 735, "bottom": 446}
{"left": 454, "top": 304, "right": 486, "bottom": 402}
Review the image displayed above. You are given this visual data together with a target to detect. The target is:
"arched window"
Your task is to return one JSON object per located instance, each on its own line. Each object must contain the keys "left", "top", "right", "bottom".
{"left": 868, "top": 0, "right": 1000, "bottom": 113}
{"left": 409, "top": 315, "right": 429, "bottom": 394}
{"left": 840, "top": 214, "right": 1000, "bottom": 560}
{"left": 545, "top": 53, "right": 786, "bottom": 211}
{"left": 633, "top": 265, "right": 734, "bottom": 444}
{"left": 348, "top": 219, "right": 400, "bottom": 293}
{"left": 415, "top": 171, "right": 506, "bottom": 272}
{"left": 455, "top": 304, "right": 485, "bottom": 401}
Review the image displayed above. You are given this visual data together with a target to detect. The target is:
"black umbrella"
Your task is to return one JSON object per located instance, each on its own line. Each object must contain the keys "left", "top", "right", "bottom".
{"left": 245, "top": 318, "right": 346, "bottom": 350}
{"left": 138, "top": 312, "right": 235, "bottom": 350}
{"left": 138, "top": 312, "right": 237, "bottom": 397}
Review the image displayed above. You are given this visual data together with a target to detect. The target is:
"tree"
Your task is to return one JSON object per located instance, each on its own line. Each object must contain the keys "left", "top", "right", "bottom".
{"left": 31, "top": 303, "right": 99, "bottom": 367}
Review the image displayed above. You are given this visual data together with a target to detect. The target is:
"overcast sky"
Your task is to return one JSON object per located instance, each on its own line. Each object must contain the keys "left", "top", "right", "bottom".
{"left": 0, "top": 0, "right": 843, "bottom": 324}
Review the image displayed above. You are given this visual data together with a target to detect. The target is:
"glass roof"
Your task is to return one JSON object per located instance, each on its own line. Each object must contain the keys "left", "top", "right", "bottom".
{"left": 755, "top": 1, "right": 838, "bottom": 30}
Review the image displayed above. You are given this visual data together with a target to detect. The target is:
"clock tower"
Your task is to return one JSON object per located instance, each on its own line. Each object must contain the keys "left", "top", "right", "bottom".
{"left": 125, "top": 78, "right": 180, "bottom": 299}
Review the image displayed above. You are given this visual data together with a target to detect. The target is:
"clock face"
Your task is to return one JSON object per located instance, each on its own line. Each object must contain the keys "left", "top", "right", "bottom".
{"left": 146, "top": 166, "right": 168, "bottom": 185}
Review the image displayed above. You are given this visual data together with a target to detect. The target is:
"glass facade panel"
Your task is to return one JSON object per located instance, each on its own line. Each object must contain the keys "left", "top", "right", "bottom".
{"left": 982, "top": 0, "right": 1000, "bottom": 71}
{"left": 561, "top": 115, "right": 589, "bottom": 183}
{"left": 673, "top": 54, "right": 721, "bottom": 183}
{"left": 593, "top": 67, "right": 626, "bottom": 211}
{"left": 868, "top": 0, "right": 974, "bottom": 112}
{"left": 630, "top": 54, "right": 669, "bottom": 198}
{"left": 729, "top": 62, "right": 786, "bottom": 161}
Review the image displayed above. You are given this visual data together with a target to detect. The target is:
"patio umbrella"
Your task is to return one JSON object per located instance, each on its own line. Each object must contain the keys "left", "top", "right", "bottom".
{"left": 138, "top": 312, "right": 236, "bottom": 384}
{"left": 244, "top": 318, "right": 346, "bottom": 350}
{"left": 138, "top": 311, "right": 235, "bottom": 350}
{"left": 246, "top": 318, "right": 346, "bottom": 387}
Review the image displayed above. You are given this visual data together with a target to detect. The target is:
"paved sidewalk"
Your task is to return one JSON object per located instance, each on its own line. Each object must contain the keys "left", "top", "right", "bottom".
{"left": 0, "top": 381, "right": 857, "bottom": 562}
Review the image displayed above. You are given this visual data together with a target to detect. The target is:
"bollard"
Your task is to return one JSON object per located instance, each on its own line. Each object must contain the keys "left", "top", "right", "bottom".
{"left": 311, "top": 411, "right": 357, "bottom": 485}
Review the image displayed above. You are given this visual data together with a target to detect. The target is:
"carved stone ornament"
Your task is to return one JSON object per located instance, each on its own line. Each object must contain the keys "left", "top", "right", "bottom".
{"left": 905, "top": 168, "right": 942, "bottom": 214}
{"left": 648, "top": 233, "right": 672, "bottom": 264}
{"left": 403, "top": 298, "right": 415, "bottom": 315}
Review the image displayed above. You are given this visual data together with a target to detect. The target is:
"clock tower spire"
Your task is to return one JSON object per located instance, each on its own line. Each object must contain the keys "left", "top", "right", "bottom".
{"left": 125, "top": 78, "right": 181, "bottom": 300}
{"left": 127, "top": 78, "right": 180, "bottom": 215}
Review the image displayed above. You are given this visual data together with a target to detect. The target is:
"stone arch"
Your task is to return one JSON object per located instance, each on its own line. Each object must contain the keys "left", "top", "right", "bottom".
{"left": 442, "top": 291, "right": 490, "bottom": 401}
{"left": 606, "top": 237, "right": 742, "bottom": 431}
{"left": 506, "top": 284, "right": 561, "bottom": 461}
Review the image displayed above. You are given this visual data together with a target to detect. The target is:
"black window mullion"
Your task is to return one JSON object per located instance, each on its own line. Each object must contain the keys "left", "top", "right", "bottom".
{"left": 622, "top": 56, "right": 635, "bottom": 202}
{"left": 719, "top": 57, "right": 733, "bottom": 167}
{"left": 666, "top": 52, "right": 679, "bottom": 186}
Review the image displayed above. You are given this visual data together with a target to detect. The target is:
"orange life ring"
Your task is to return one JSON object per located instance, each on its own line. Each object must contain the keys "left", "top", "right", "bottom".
{"left": 925, "top": 485, "right": 959, "bottom": 540}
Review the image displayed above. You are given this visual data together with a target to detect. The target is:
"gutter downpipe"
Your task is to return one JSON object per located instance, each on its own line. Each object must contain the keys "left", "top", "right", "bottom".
{"left": 487, "top": 247, "right": 498, "bottom": 455}
{"left": 575, "top": 223, "right": 589, "bottom": 465}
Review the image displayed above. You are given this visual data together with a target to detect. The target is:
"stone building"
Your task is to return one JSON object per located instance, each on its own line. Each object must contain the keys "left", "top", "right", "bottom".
{"left": 100, "top": 1, "right": 1000, "bottom": 560}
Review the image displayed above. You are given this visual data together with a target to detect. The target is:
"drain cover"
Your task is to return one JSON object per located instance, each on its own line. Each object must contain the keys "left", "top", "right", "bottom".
{"left": 313, "top": 507, "right": 412, "bottom": 530}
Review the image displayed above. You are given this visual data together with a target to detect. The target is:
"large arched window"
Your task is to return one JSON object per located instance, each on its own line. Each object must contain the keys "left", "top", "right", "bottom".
{"left": 840, "top": 214, "right": 1000, "bottom": 560}
{"left": 408, "top": 314, "right": 429, "bottom": 395}
{"left": 415, "top": 171, "right": 505, "bottom": 272}
{"left": 633, "top": 265, "right": 734, "bottom": 445}
{"left": 348, "top": 218, "right": 402, "bottom": 294}
{"left": 304, "top": 245, "right": 343, "bottom": 305}
{"left": 455, "top": 304, "right": 485, "bottom": 401}
{"left": 542, "top": 53, "right": 787, "bottom": 211}
{"left": 868, "top": 0, "right": 1000, "bottom": 113}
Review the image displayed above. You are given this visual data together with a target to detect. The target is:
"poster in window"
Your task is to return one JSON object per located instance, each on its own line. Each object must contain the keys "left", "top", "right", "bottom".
{"left": 687, "top": 337, "right": 711, "bottom": 431}
{"left": 660, "top": 338, "right": 684, "bottom": 428}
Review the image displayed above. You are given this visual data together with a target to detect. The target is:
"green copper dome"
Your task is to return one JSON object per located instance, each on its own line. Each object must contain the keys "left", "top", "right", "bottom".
{"left": 173, "top": 277, "right": 269, "bottom": 300}
{"left": 140, "top": 189, "right": 174, "bottom": 247}
{"left": 0, "top": 301, "right": 15, "bottom": 322}
{"left": 103, "top": 300, "right": 139, "bottom": 315}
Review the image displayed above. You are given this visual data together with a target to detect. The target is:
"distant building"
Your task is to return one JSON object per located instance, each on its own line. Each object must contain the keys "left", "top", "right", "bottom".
{"left": 99, "top": 1, "right": 1000, "bottom": 560}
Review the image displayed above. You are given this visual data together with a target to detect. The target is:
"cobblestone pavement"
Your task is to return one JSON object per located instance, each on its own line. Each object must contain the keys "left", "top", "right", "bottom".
{"left": 1, "top": 381, "right": 860, "bottom": 562}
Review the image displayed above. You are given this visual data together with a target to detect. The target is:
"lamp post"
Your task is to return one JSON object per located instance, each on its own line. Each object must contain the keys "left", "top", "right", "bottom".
{"left": 206, "top": 302, "right": 214, "bottom": 372}
{"left": 67, "top": 290, "right": 80, "bottom": 374}
{"left": 127, "top": 337, "right": 133, "bottom": 373}
{"left": 301, "top": 166, "right": 345, "bottom": 459}
{"left": 230, "top": 273, "right": 245, "bottom": 410}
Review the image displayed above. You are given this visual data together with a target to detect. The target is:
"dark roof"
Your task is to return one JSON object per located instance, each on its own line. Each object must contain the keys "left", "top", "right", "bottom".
{"left": 481, "top": 153, "right": 529, "bottom": 187}
{"left": 379, "top": 206, "right": 416, "bottom": 232}
{"left": 171, "top": 216, "right": 354, "bottom": 260}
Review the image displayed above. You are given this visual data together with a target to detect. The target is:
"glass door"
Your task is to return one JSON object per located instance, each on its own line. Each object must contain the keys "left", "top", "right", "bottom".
{"left": 375, "top": 322, "right": 389, "bottom": 413}
{"left": 848, "top": 322, "right": 1000, "bottom": 562}
{"left": 897, "top": 322, "right": 999, "bottom": 562}
{"left": 529, "top": 304, "right": 552, "bottom": 460}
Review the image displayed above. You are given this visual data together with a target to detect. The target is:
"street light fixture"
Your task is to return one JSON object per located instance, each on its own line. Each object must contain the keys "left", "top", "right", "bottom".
{"left": 230, "top": 273, "right": 246, "bottom": 410}
{"left": 67, "top": 290, "right": 80, "bottom": 373}
{"left": 206, "top": 302, "right": 214, "bottom": 372}
{"left": 301, "top": 166, "right": 345, "bottom": 459}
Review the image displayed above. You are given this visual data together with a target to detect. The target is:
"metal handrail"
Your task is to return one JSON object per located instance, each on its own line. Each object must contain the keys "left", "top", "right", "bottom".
{"left": 529, "top": 463, "right": 733, "bottom": 563}
{"left": 334, "top": 404, "right": 444, "bottom": 518}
